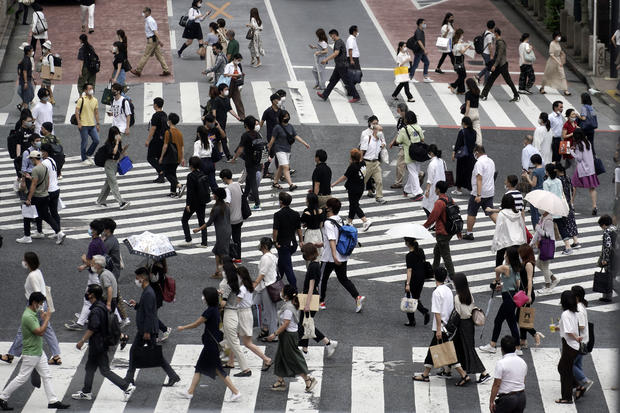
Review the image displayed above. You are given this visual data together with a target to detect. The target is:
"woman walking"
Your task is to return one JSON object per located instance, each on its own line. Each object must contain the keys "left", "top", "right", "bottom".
{"left": 490, "top": 194, "right": 526, "bottom": 267}
{"left": 555, "top": 163, "right": 580, "bottom": 248}
{"left": 403, "top": 237, "right": 430, "bottom": 327}
{"left": 463, "top": 79, "right": 482, "bottom": 143}
{"left": 521, "top": 154, "right": 545, "bottom": 228}
{"left": 597, "top": 215, "right": 617, "bottom": 302}
{"left": 29, "top": 4, "right": 48, "bottom": 55}
{"left": 421, "top": 144, "right": 446, "bottom": 216}
{"left": 223, "top": 54, "right": 246, "bottom": 119}
{"left": 178, "top": 0, "right": 209, "bottom": 59}
{"left": 204, "top": 23, "right": 219, "bottom": 81}
{"left": 556, "top": 290, "right": 582, "bottom": 404}
{"left": 479, "top": 246, "right": 522, "bottom": 355}
{"left": 533, "top": 112, "right": 553, "bottom": 165}
{"left": 110, "top": 30, "right": 129, "bottom": 87}
{"left": 309, "top": 29, "right": 329, "bottom": 89}
{"left": 17, "top": 45, "right": 34, "bottom": 112}
{"left": 530, "top": 209, "right": 559, "bottom": 294}
{"left": 448, "top": 29, "right": 471, "bottom": 95}
{"left": 540, "top": 31, "right": 570, "bottom": 96}
{"left": 246, "top": 8, "right": 264, "bottom": 67}
{"left": 301, "top": 193, "right": 325, "bottom": 257}
{"left": 193, "top": 125, "right": 216, "bottom": 197}
{"left": 176, "top": 287, "right": 241, "bottom": 402}
{"left": 96, "top": 127, "right": 130, "bottom": 210}
{"left": 435, "top": 12, "right": 455, "bottom": 73}
{"left": 254, "top": 237, "right": 279, "bottom": 339}
{"left": 517, "top": 33, "right": 536, "bottom": 94}
{"left": 452, "top": 116, "right": 476, "bottom": 195}
{"left": 267, "top": 285, "right": 318, "bottom": 393}
{"left": 517, "top": 245, "right": 545, "bottom": 348}
{"left": 391, "top": 41, "right": 414, "bottom": 102}
{"left": 579, "top": 93, "right": 597, "bottom": 154}
{"left": 561, "top": 108, "right": 578, "bottom": 167}
{"left": 396, "top": 110, "right": 425, "bottom": 200}
{"left": 452, "top": 273, "right": 491, "bottom": 383}
{"left": 571, "top": 129, "right": 599, "bottom": 215}
{"left": 194, "top": 188, "right": 231, "bottom": 278}
{"left": 268, "top": 110, "right": 310, "bottom": 191}
{"left": 331, "top": 149, "right": 371, "bottom": 230}
{"left": 543, "top": 163, "right": 575, "bottom": 255}
{"left": 571, "top": 285, "right": 593, "bottom": 399}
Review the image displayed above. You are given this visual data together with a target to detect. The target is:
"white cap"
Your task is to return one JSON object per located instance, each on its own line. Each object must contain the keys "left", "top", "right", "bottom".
{"left": 28, "top": 150, "right": 42, "bottom": 159}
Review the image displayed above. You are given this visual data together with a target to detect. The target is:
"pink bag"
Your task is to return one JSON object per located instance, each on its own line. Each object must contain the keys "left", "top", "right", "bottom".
{"left": 512, "top": 290, "right": 529, "bottom": 307}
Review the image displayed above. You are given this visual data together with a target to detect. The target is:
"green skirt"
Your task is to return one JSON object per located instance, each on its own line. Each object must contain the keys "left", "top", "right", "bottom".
{"left": 274, "top": 330, "right": 309, "bottom": 378}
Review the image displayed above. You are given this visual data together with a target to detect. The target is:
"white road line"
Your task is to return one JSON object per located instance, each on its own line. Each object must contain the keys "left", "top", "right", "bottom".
{"left": 285, "top": 346, "right": 323, "bottom": 413}
{"left": 412, "top": 347, "right": 449, "bottom": 411}
{"left": 90, "top": 346, "right": 139, "bottom": 413}
{"left": 23, "top": 343, "right": 85, "bottom": 411}
{"left": 430, "top": 82, "right": 463, "bottom": 125}
{"left": 292, "top": 65, "right": 545, "bottom": 75}
{"left": 504, "top": 86, "right": 540, "bottom": 127}
{"left": 167, "top": 0, "right": 173, "bottom": 16}
{"left": 329, "top": 84, "right": 358, "bottom": 124}
{"left": 153, "top": 344, "right": 203, "bottom": 413}
{"left": 351, "top": 346, "right": 384, "bottom": 413}
{"left": 609, "top": 124, "right": 620, "bottom": 130}
{"left": 0, "top": 113, "right": 8, "bottom": 126}
{"left": 359, "top": 82, "right": 396, "bottom": 126}
{"left": 403, "top": 85, "right": 438, "bottom": 126}
{"left": 143, "top": 82, "right": 163, "bottom": 124}
{"left": 475, "top": 350, "right": 502, "bottom": 413}
{"left": 252, "top": 81, "right": 273, "bottom": 121}
{"left": 591, "top": 348, "right": 619, "bottom": 412}
{"left": 264, "top": 0, "right": 296, "bottom": 81}
{"left": 222, "top": 346, "right": 265, "bottom": 412}
{"left": 0, "top": 342, "right": 20, "bottom": 389}
{"left": 479, "top": 91, "right": 515, "bottom": 127}
{"left": 64, "top": 84, "right": 80, "bottom": 125}
{"left": 180, "top": 82, "right": 202, "bottom": 124}
{"left": 530, "top": 347, "right": 577, "bottom": 413}
{"left": 359, "top": 0, "right": 396, "bottom": 61}
{"left": 170, "top": 30, "right": 177, "bottom": 51}
{"left": 287, "top": 81, "right": 319, "bottom": 124}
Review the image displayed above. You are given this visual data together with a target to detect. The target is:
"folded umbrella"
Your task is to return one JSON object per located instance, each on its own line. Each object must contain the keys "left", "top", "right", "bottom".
{"left": 386, "top": 223, "right": 433, "bottom": 240}
{"left": 123, "top": 231, "right": 177, "bottom": 261}
{"left": 524, "top": 189, "right": 569, "bottom": 217}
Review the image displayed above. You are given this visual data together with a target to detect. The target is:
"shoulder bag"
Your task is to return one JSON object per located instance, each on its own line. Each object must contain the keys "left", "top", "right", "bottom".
{"left": 266, "top": 273, "right": 284, "bottom": 303}
{"left": 246, "top": 27, "right": 255, "bottom": 40}
{"left": 70, "top": 98, "right": 84, "bottom": 125}
{"left": 471, "top": 307, "right": 486, "bottom": 326}
{"left": 443, "top": 160, "right": 455, "bottom": 188}
{"left": 179, "top": 15, "right": 189, "bottom": 27}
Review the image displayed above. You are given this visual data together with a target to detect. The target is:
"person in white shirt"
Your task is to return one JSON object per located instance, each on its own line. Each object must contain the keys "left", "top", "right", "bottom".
{"left": 220, "top": 168, "right": 244, "bottom": 262}
{"left": 421, "top": 144, "right": 446, "bottom": 215}
{"left": 533, "top": 112, "right": 553, "bottom": 165}
{"left": 489, "top": 336, "right": 527, "bottom": 413}
{"left": 106, "top": 83, "right": 131, "bottom": 135}
{"left": 556, "top": 290, "right": 583, "bottom": 404}
{"left": 29, "top": 3, "right": 48, "bottom": 55}
{"left": 130, "top": 7, "right": 170, "bottom": 77}
{"left": 223, "top": 54, "right": 246, "bottom": 120}
{"left": 549, "top": 100, "right": 564, "bottom": 163}
{"left": 463, "top": 145, "right": 496, "bottom": 240}
{"left": 391, "top": 42, "right": 415, "bottom": 101}
{"left": 31, "top": 88, "right": 53, "bottom": 135}
{"left": 253, "top": 238, "right": 279, "bottom": 337}
{"left": 40, "top": 143, "right": 61, "bottom": 231}
{"left": 435, "top": 12, "right": 455, "bottom": 73}
{"left": 178, "top": 0, "right": 211, "bottom": 58}
{"left": 475, "top": 20, "right": 496, "bottom": 85}
{"left": 413, "top": 267, "right": 470, "bottom": 385}
{"left": 359, "top": 116, "right": 388, "bottom": 204}
{"left": 517, "top": 33, "right": 536, "bottom": 94}
{"left": 521, "top": 135, "right": 541, "bottom": 171}
{"left": 571, "top": 286, "right": 594, "bottom": 399}
{"left": 346, "top": 25, "right": 361, "bottom": 76}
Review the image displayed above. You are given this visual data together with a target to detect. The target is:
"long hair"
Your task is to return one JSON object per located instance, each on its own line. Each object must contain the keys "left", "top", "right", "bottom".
{"left": 506, "top": 246, "right": 521, "bottom": 274}
{"left": 196, "top": 125, "right": 210, "bottom": 148}
{"left": 574, "top": 129, "right": 590, "bottom": 152}
{"left": 250, "top": 7, "right": 262, "bottom": 26}
{"left": 453, "top": 272, "right": 472, "bottom": 306}
{"left": 106, "top": 126, "right": 121, "bottom": 146}
{"left": 539, "top": 112, "right": 551, "bottom": 131}
{"left": 236, "top": 266, "right": 255, "bottom": 293}
{"left": 116, "top": 30, "right": 127, "bottom": 51}
{"left": 466, "top": 78, "right": 480, "bottom": 95}
{"left": 500, "top": 193, "right": 517, "bottom": 213}
{"left": 571, "top": 285, "right": 588, "bottom": 307}
{"left": 441, "top": 12, "right": 454, "bottom": 26}
{"left": 316, "top": 28, "right": 328, "bottom": 43}
{"left": 517, "top": 244, "right": 536, "bottom": 266}
{"left": 453, "top": 28, "right": 464, "bottom": 44}
{"left": 306, "top": 193, "right": 319, "bottom": 214}
{"left": 397, "top": 41, "right": 406, "bottom": 53}
{"left": 151, "top": 258, "right": 168, "bottom": 275}
{"left": 560, "top": 290, "right": 577, "bottom": 312}
{"left": 223, "top": 262, "right": 240, "bottom": 294}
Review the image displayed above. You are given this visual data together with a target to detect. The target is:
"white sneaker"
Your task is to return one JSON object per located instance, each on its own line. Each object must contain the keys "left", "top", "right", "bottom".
{"left": 326, "top": 340, "right": 338, "bottom": 358}
{"left": 550, "top": 278, "right": 560, "bottom": 290}
{"left": 120, "top": 318, "right": 131, "bottom": 329}
{"left": 478, "top": 344, "right": 496, "bottom": 353}
{"left": 80, "top": 159, "right": 92, "bottom": 166}
{"left": 13, "top": 179, "right": 20, "bottom": 192}
{"left": 515, "top": 349, "right": 523, "bottom": 356}
{"left": 95, "top": 202, "right": 107, "bottom": 208}
{"left": 355, "top": 296, "right": 366, "bottom": 313}
{"left": 157, "top": 327, "right": 172, "bottom": 343}
{"left": 71, "top": 391, "right": 92, "bottom": 400}
{"left": 123, "top": 384, "right": 135, "bottom": 402}
{"left": 16, "top": 236, "right": 32, "bottom": 244}
{"left": 451, "top": 189, "right": 463, "bottom": 195}
{"left": 181, "top": 241, "right": 193, "bottom": 247}
{"left": 31, "top": 231, "right": 45, "bottom": 239}
{"left": 537, "top": 287, "right": 553, "bottom": 295}
{"left": 226, "top": 392, "right": 242, "bottom": 402}
{"left": 178, "top": 390, "right": 193, "bottom": 399}
{"left": 410, "top": 78, "right": 419, "bottom": 83}
{"left": 423, "top": 77, "right": 434, "bottom": 83}
{"left": 87, "top": 156, "right": 95, "bottom": 165}
{"left": 362, "top": 220, "right": 373, "bottom": 232}
{"left": 56, "top": 231, "right": 66, "bottom": 245}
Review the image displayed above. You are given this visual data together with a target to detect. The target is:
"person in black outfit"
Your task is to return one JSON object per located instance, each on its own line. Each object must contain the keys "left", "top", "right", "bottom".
{"left": 232, "top": 116, "right": 262, "bottom": 210}
{"left": 452, "top": 116, "right": 477, "bottom": 194}
{"left": 73, "top": 285, "right": 133, "bottom": 401}
{"left": 311, "top": 149, "right": 332, "bottom": 208}
{"left": 146, "top": 97, "right": 168, "bottom": 183}
{"left": 317, "top": 29, "right": 360, "bottom": 103}
{"left": 181, "top": 156, "right": 208, "bottom": 247}
{"left": 125, "top": 268, "right": 180, "bottom": 386}
{"left": 211, "top": 84, "right": 240, "bottom": 160}
{"left": 272, "top": 191, "right": 303, "bottom": 290}
{"left": 11, "top": 112, "right": 35, "bottom": 184}
{"left": 331, "top": 148, "right": 372, "bottom": 229}
{"left": 150, "top": 260, "right": 172, "bottom": 341}
{"left": 480, "top": 28, "right": 519, "bottom": 102}
{"left": 404, "top": 238, "right": 430, "bottom": 327}
{"left": 260, "top": 93, "right": 282, "bottom": 178}
{"left": 195, "top": 123, "right": 219, "bottom": 191}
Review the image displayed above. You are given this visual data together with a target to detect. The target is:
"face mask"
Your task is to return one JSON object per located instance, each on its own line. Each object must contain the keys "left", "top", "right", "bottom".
{"left": 135, "top": 279, "right": 142, "bottom": 287}
{"left": 356, "top": 32, "right": 360, "bottom": 37}
{"left": 402, "top": 47, "right": 408, "bottom": 52}
{"left": 141, "top": 12, "right": 145, "bottom": 17}
{"left": 84, "top": 293, "right": 90, "bottom": 301}
{"left": 555, "top": 37, "right": 561, "bottom": 42}
{"left": 422, "top": 23, "right": 427, "bottom": 29}
{"left": 34, "top": 141, "right": 41, "bottom": 148}
{"left": 570, "top": 116, "right": 577, "bottom": 121}
{"left": 213, "top": 50, "right": 218, "bottom": 56}
{"left": 276, "top": 100, "right": 283, "bottom": 108}
{"left": 88, "top": 228, "right": 93, "bottom": 237}
{"left": 223, "top": 90, "right": 229, "bottom": 97}
{"left": 254, "top": 124, "right": 261, "bottom": 132}
{"left": 197, "top": 3, "right": 202, "bottom": 8}
{"left": 41, "top": 96, "right": 49, "bottom": 102}
{"left": 24, "top": 121, "right": 33, "bottom": 128}
{"left": 21, "top": 260, "right": 28, "bottom": 269}
{"left": 201, "top": 296, "right": 206, "bottom": 304}
{"left": 87, "top": 90, "right": 94, "bottom": 96}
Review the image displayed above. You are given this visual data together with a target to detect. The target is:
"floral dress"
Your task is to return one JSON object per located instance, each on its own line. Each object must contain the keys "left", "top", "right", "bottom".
{"left": 558, "top": 175, "right": 578, "bottom": 237}
{"left": 248, "top": 17, "right": 264, "bottom": 60}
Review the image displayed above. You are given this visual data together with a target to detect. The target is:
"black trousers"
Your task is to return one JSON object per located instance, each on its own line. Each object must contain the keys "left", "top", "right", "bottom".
{"left": 347, "top": 190, "right": 365, "bottom": 220}
{"left": 322, "top": 65, "right": 359, "bottom": 100}
{"left": 125, "top": 334, "right": 179, "bottom": 382}
{"left": 450, "top": 65, "right": 466, "bottom": 93}
{"left": 31, "top": 196, "right": 60, "bottom": 233}
{"left": 491, "top": 292, "right": 520, "bottom": 343}
{"left": 48, "top": 189, "right": 60, "bottom": 228}
{"left": 319, "top": 261, "right": 359, "bottom": 302}
{"left": 162, "top": 163, "right": 178, "bottom": 193}
{"left": 147, "top": 154, "right": 163, "bottom": 175}
{"left": 495, "top": 391, "right": 526, "bottom": 413}
{"left": 30, "top": 37, "right": 45, "bottom": 55}
{"left": 551, "top": 137, "right": 562, "bottom": 163}
{"left": 481, "top": 63, "right": 519, "bottom": 98}
{"left": 392, "top": 81, "right": 413, "bottom": 99}
{"left": 558, "top": 338, "right": 578, "bottom": 400}
{"left": 437, "top": 51, "right": 455, "bottom": 69}
{"left": 16, "top": 3, "right": 29, "bottom": 24}
{"left": 181, "top": 205, "right": 207, "bottom": 245}
{"left": 82, "top": 350, "right": 128, "bottom": 393}
{"left": 405, "top": 288, "right": 429, "bottom": 324}
{"left": 518, "top": 64, "right": 535, "bottom": 90}
{"left": 243, "top": 164, "right": 260, "bottom": 206}
{"left": 298, "top": 310, "right": 325, "bottom": 348}
{"left": 231, "top": 222, "right": 242, "bottom": 259}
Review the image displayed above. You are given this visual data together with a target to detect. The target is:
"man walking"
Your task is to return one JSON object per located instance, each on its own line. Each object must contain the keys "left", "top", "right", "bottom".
{"left": 463, "top": 145, "right": 496, "bottom": 240}
{"left": 423, "top": 181, "right": 457, "bottom": 279}
{"left": 220, "top": 168, "right": 244, "bottom": 262}
{"left": 480, "top": 28, "right": 519, "bottom": 102}
{"left": 389, "top": 103, "right": 408, "bottom": 189}
{"left": 40, "top": 143, "right": 61, "bottom": 233}
{"left": 272, "top": 192, "right": 303, "bottom": 290}
{"left": 204, "top": 42, "right": 226, "bottom": 84}
{"left": 231, "top": 116, "right": 263, "bottom": 210}
{"left": 312, "top": 149, "right": 332, "bottom": 208}
{"left": 72, "top": 285, "right": 134, "bottom": 402}
{"left": 260, "top": 93, "right": 283, "bottom": 178}
{"left": 146, "top": 97, "right": 168, "bottom": 183}
{"left": 346, "top": 25, "right": 361, "bottom": 84}
{"left": 407, "top": 19, "right": 433, "bottom": 83}
{"left": 489, "top": 336, "right": 527, "bottom": 413}
{"left": 107, "top": 83, "right": 132, "bottom": 136}
{"left": 101, "top": 218, "right": 131, "bottom": 328}
{"left": 475, "top": 20, "right": 495, "bottom": 85}
{"left": 211, "top": 84, "right": 240, "bottom": 159}
{"left": 317, "top": 29, "right": 360, "bottom": 103}
{"left": 75, "top": 83, "right": 100, "bottom": 166}
{"left": 360, "top": 116, "right": 388, "bottom": 205}
{"left": 130, "top": 7, "right": 170, "bottom": 77}
{"left": 549, "top": 100, "right": 564, "bottom": 163}
{"left": 125, "top": 268, "right": 180, "bottom": 386}
{"left": 181, "top": 157, "right": 208, "bottom": 247}
{"left": 0, "top": 292, "right": 70, "bottom": 411}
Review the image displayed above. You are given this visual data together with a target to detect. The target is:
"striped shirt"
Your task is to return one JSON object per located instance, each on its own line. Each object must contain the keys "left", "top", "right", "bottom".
{"left": 506, "top": 189, "right": 524, "bottom": 212}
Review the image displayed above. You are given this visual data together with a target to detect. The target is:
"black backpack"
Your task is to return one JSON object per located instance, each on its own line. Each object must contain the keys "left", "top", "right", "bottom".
{"left": 85, "top": 45, "right": 100, "bottom": 74}
{"left": 439, "top": 197, "right": 463, "bottom": 236}
{"left": 52, "top": 55, "right": 62, "bottom": 67}
{"left": 7, "top": 129, "right": 18, "bottom": 159}
{"left": 94, "top": 145, "right": 108, "bottom": 167}
{"left": 196, "top": 172, "right": 211, "bottom": 205}
{"left": 121, "top": 98, "right": 135, "bottom": 127}
{"left": 406, "top": 34, "right": 420, "bottom": 53}
{"left": 103, "top": 304, "right": 121, "bottom": 347}
{"left": 250, "top": 135, "right": 267, "bottom": 165}
{"left": 405, "top": 126, "right": 428, "bottom": 162}
{"left": 473, "top": 31, "right": 490, "bottom": 55}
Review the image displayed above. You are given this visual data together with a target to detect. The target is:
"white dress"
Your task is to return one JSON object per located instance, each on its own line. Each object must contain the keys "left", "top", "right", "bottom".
{"left": 532, "top": 125, "right": 553, "bottom": 165}
{"left": 422, "top": 157, "right": 446, "bottom": 212}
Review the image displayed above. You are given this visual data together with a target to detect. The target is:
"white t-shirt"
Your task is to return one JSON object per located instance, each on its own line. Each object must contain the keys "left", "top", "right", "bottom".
{"left": 521, "top": 144, "right": 541, "bottom": 170}
{"left": 482, "top": 30, "right": 494, "bottom": 53}
{"left": 32, "top": 102, "right": 53, "bottom": 135}
{"left": 431, "top": 284, "right": 454, "bottom": 332}
{"left": 24, "top": 269, "right": 46, "bottom": 300}
{"left": 494, "top": 352, "right": 527, "bottom": 394}
{"left": 193, "top": 140, "right": 212, "bottom": 158}
{"left": 110, "top": 96, "right": 131, "bottom": 133}
{"left": 257, "top": 252, "right": 278, "bottom": 290}
{"left": 280, "top": 305, "right": 298, "bottom": 332}
{"left": 144, "top": 15, "right": 158, "bottom": 37}
{"left": 559, "top": 309, "right": 580, "bottom": 351}
{"left": 224, "top": 62, "right": 242, "bottom": 76}
{"left": 321, "top": 215, "right": 348, "bottom": 263}
{"left": 471, "top": 154, "right": 496, "bottom": 198}
{"left": 576, "top": 302, "right": 589, "bottom": 345}
{"left": 42, "top": 157, "right": 59, "bottom": 192}
{"left": 359, "top": 128, "right": 385, "bottom": 161}
{"left": 237, "top": 285, "right": 253, "bottom": 309}
{"left": 346, "top": 34, "right": 360, "bottom": 58}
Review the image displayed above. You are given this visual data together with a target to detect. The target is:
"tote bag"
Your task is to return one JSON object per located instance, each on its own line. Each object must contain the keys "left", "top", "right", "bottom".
{"left": 436, "top": 36, "right": 449, "bottom": 49}
{"left": 302, "top": 315, "right": 317, "bottom": 339}
{"left": 539, "top": 236, "right": 555, "bottom": 261}
{"left": 429, "top": 340, "right": 458, "bottom": 368}
{"left": 216, "top": 75, "right": 231, "bottom": 87}
{"left": 117, "top": 156, "right": 133, "bottom": 175}
{"left": 394, "top": 66, "right": 409, "bottom": 83}
{"left": 400, "top": 297, "right": 418, "bottom": 313}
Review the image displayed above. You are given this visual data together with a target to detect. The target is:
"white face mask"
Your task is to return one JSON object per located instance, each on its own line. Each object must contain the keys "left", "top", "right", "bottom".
{"left": 201, "top": 296, "right": 206, "bottom": 304}
{"left": 135, "top": 279, "right": 142, "bottom": 287}
{"left": 37, "top": 304, "right": 43, "bottom": 312}
{"left": 21, "top": 261, "right": 28, "bottom": 269}
{"left": 422, "top": 23, "right": 427, "bottom": 29}
{"left": 223, "top": 90, "right": 229, "bottom": 97}
{"left": 141, "top": 12, "right": 146, "bottom": 17}
{"left": 87, "top": 89, "right": 94, "bottom": 96}
{"left": 504, "top": 184, "right": 509, "bottom": 190}
{"left": 555, "top": 36, "right": 562, "bottom": 42}
{"left": 254, "top": 124, "right": 261, "bottom": 132}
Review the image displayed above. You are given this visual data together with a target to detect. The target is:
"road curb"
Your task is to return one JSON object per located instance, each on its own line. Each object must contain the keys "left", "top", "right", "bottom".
{"left": 0, "top": 15, "right": 16, "bottom": 75}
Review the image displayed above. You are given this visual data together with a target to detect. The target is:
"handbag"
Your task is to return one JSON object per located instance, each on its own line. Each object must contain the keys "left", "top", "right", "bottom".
{"left": 197, "top": 46, "right": 206, "bottom": 58}
{"left": 558, "top": 140, "right": 571, "bottom": 155}
{"left": 436, "top": 36, "right": 450, "bottom": 49}
{"left": 593, "top": 269, "right": 612, "bottom": 294}
{"left": 206, "top": 328, "right": 224, "bottom": 352}
{"left": 459, "top": 103, "right": 466, "bottom": 115}
{"left": 241, "top": 195, "right": 252, "bottom": 219}
{"left": 442, "top": 309, "right": 461, "bottom": 340}
{"left": 133, "top": 344, "right": 165, "bottom": 368}
{"left": 179, "top": 15, "right": 189, "bottom": 27}
{"left": 298, "top": 293, "right": 320, "bottom": 311}
{"left": 117, "top": 156, "right": 133, "bottom": 175}
{"left": 266, "top": 277, "right": 284, "bottom": 303}
{"left": 400, "top": 297, "right": 418, "bottom": 313}
{"left": 594, "top": 157, "right": 605, "bottom": 175}
{"left": 216, "top": 75, "right": 231, "bottom": 87}
{"left": 429, "top": 339, "right": 458, "bottom": 368}
{"left": 123, "top": 59, "right": 132, "bottom": 72}
{"left": 525, "top": 226, "right": 533, "bottom": 244}
{"left": 21, "top": 204, "right": 38, "bottom": 218}
{"left": 101, "top": 85, "right": 113, "bottom": 106}
{"left": 471, "top": 307, "right": 486, "bottom": 326}
{"left": 538, "top": 236, "right": 555, "bottom": 261}
{"left": 302, "top": 314, "right": 317, "bottom": 339}
{"left": 524, "top": 48, "right": 536, "bottom": 63}
{"left": 348, "top": 68, "right": 362, "bottom": 84}
{"left": 245, "top": 27, "right": 255, "bottom": 40}
{"left": 380, "top": 147, "right": 390, "bottom": 165}
{"left": 423, "top": 261, "right": 434, "bottom": 279}
{"left": 454, "top": 142, "right": 469, "bottom": 159}
{"left": 518, "top": 306, "right": 535, "bottom": 329}
{"left": 512, "top": 290, "right": 529, "bottom": 307}
{"left": 443, "top": 160, "right": 455, "bottom": 187}
{"left": 394, "top": 66, "right": 409, "bottom": 83}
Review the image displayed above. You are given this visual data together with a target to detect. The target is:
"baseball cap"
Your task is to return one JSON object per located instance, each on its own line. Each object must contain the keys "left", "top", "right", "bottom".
{"left": 28, "top": 150, "right": 42, "bottom": 159}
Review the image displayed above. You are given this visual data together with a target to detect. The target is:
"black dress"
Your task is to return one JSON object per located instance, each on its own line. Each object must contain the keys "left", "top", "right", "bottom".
{"left": 453, "top": 297, "right": 486, "bottom": 374}
{"left": 454, "top": 128, "right": 476, "bottom": 191}
{"left": 195, "top": 306, "right": 227, "bottom": 379}
{"left": 405, "top": 249, "right": 429, "bottom": 324}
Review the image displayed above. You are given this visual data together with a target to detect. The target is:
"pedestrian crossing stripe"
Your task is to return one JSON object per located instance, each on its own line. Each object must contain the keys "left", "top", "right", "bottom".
{"left": 0, "top": 154, "right": 612, "bottom": 311}
{"left": 0, "top": 80, "right": 611, "bottom": 130}
{"left": 0, "top": 342, "right": 616, "bottom": 412}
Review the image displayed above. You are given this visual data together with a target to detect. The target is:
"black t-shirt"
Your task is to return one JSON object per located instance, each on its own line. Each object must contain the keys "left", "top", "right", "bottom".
{"left": 112, "top": 41, "right": 127, "bottom": 67}
{"left": 148, "top": 111, "right": 168, "bottom": 153}
{"left": 300, "top": 208, "right": 325, "bottom": 230}
{"left": 212, "top": 96, "right": 232, "bottom": 130}
{"left": 312, "top": 163, "right": 332, "bottom": 195}
{"left": 406, "top": 249, "right": 426, "bottom": 276}
{"left": 414, "top": 28, "right": 425, "bottom": 51}
{"left": 344, "top": 161, "right": 365, "bottom": 192}
{"left": 239, "top": 131, "right": 260, "bottom": 167}
{"left": 18, "top": 57, "right": 32, "bottom": 82}
{"left": 261, "top": 106, "right": 280, "bottom": 140}
{"left": 303, "top": 261, "right": 321, "bottom": 294}
{"left": 334, "top": 38, "right": 347, "bottom": 67}
{"left": 273, "top": 206, "right": 300, "bottom": 247}
{"left": 465, "top": 91, "right": 479, "bottom": 108}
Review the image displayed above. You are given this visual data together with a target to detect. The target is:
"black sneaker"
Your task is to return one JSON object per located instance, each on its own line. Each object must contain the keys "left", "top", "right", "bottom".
{"left": 48, "top": 401, "right": 70, "bottom": 409}
{"left": 509, "top": 96, "right": 520, "bottom": 102}
{"left": 0, "top": 399, "right": 12, "bottom": 411}
{"left": 289, "top": 169, "right": 296, "bottom": 175}
{"left": 435, "top": 68, "right": 444, "bottom": 74}
{"left": 154, "top": 175, "right": 166, "bottom": 183}
{"left": 462, "top": 233, "right": 475, "bottom": 240}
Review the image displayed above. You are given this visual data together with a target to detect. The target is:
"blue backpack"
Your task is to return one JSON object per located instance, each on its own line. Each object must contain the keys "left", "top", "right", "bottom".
{"left": 328, "top": 218, "right": 358, "bottom": 257}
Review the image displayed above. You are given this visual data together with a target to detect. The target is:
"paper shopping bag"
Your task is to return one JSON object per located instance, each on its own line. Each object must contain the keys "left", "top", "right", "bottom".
{"left": 429, "top": 340, "right": 457, "bottom": 368}
{"left": 21, "top": 204, "right": 38, "bottom": 218}
{"left": 298, "top": 294, "right": 320, "bottom": 311}
{"left": 518, "top": 307, "right": 535, "bottom": 330}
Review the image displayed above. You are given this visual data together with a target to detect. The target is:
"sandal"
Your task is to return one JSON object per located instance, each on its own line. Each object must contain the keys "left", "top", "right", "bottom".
{"left": 272, "top": 183, "right": 282, "bottom": 189}
{"left": 539, "top": 88, "right": 546, "bottom": 94}
{"left": 288, "top": 185, "right": 298, "bottom": 191}
{"left": 1, "top": 354, "right": 14, "bottom": 364}
{"left": 304, "top": 377, "right": 317, "bottom": 392}
{"left": 555, "top": 399, "right": 573, "bottom": 404}
{"left": 412, "top": 375, "right": 430, "bottom": 382}
{"left": 455, "top": 375, "right": 471, "bottom": 387}
{"left": 48, "top": 355, "right": 62, "bottom": 365}
{"left": 564, "top": 91, "right": 572, "bottom": 96}
{"left": 261, "top": 361, "right": 273, "bottom": 372}
{"left": 575, "top": 387, "right": 585, "bottom": 400}
{"left": 271, "top": 379, "right": 287, "bottom": 391}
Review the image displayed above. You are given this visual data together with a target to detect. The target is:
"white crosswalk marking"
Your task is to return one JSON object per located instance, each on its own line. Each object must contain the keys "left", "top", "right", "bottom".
{"left": 153, "top": 344, "right": 203, "bottom": 412}
{"left": 285, "top": 346, "right": 323, "bottom": 413}
{"left": 540, "top": 88, "right": 576, "bottom": 112}
{"left": 360, "top": 82, "right": 396, "bottom": 126}
{"left": 287, "top": 81, "right": 319, "bottom": 124}
{"left": 403, "top": 85, "right": 438, "bottom": 126}
{"left": 64, "top": 84, "right": 79, "bottom": 125}
{"left": 0, "top": 113, "right": 8, "bottom": 126}
{"left": 329, "top": 84, "right": 358, "bottom": 124}
{"left": 504, "top": 86, "right": 540, "bottom": 127}
{"left": 89, "top": 346, "right": 138, "bottom": 413}
{"left": 143, "top": 82, "right": 163, "bottom": 124}
{"left": 480, "top": 91, "right": 515, "bottom": 127}
{"left": 0, "top": 342, "right": 20, "bottom": 388}
{"left": 222, "top": 346, "right": 265, "bottom": 412}
{"left": 411, "top": 346, "right": 449, "bottom": 411}
{"left": 430, "top": 82, "right": 463, "bottom": 125}
{"left": 179, "top": 82, "right": 202, "bottom": 124}
{"left": 252, "top": 81, "right": 273, "bottom": 120}
{"left": 591, "top": 348, "right": 619, "bottom": 412}
{"left": 351, "top": 346, "right": 384, "bottom": 413}
{"left": 530, "top": 347, "right": 577, "bottom": 412}
{"left": 475, "top": 350, "right": 501, "bottom": 413}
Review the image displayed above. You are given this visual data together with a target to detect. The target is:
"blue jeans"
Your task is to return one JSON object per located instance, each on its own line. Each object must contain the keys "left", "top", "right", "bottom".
{"left": 276, "top": 244, "right": 297, "bottom": 290}
{"left": 80, "top": 125, "right": 100, "bottom": 160}
{"left": 530, "top": 208, "right": 540, "bottom": 230}
{"left": 573, "top": 353, "right": 588, "bottom": 385}
{"left": 478, "top": 53, "right": 491, "bottom": 83}
{"left": 112, "top": 68, "right": 126, "bottom": 86}
{"left": 8, "top": 302, "right": 61, "bottom": 358}
{"left": 409, "top": 53, "right": 430, "bottom": 78}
